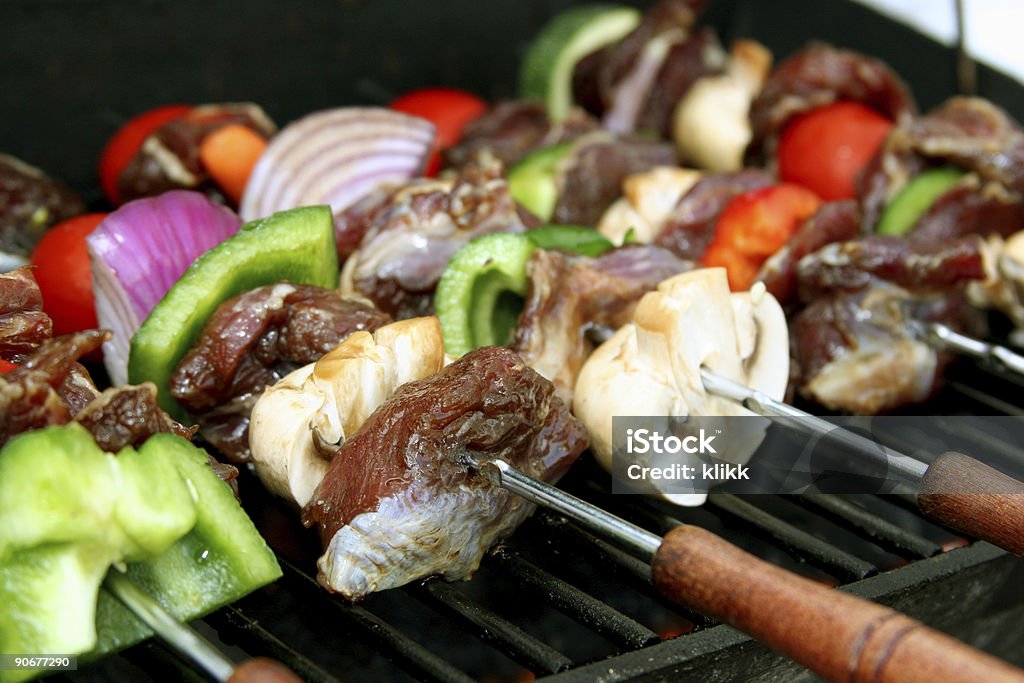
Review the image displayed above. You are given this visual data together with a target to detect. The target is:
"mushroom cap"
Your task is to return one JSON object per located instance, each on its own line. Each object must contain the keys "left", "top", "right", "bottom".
{"left": 574, "top": 268, "right": 789, "bottom": 506}
{"left": 672, "top": 40, "right": 772, "bottom": 172}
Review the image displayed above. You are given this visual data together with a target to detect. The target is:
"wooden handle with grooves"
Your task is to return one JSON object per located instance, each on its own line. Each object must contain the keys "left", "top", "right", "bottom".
{"left": 917, "top": 452, "right": 1024, "bottom": 555}
{"left": 652, "top": 525, "right": 1024, "bottom": 683}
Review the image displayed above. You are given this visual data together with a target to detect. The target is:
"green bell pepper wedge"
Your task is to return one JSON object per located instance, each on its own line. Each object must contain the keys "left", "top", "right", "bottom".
{"left": 0, "top": 426, "right": 280, "bottom": 682}
{"left": 435, "top": 227, "right": 617, "bottom": 356}
{"left": 128, "top": 204, "right": 339, "bottom": 419}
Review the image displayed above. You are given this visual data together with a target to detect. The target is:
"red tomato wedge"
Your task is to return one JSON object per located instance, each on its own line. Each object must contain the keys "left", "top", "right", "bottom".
{"left": 389, "top": 88, "right": 487, "bottom": 176}
{"left": 0, "top": 359, "right": 17, "bottom": 373}
{"left": 777, "top": 101, "right": 893, "bottom": 201}
{"left": 30, "top": 212, "right": 109, "bottom": 335}
{"left": 98, "top": 104, "right": 193, "bottom": 205}
{"left": 702, "top": 184, "right": 821, "bottom": 291}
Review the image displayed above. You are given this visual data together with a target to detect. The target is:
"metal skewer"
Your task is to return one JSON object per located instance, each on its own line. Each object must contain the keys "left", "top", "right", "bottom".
{"left": 699, "top": 368, "right": 929, "bottom": 483}
{"left": 103, "top": 569, "right": 300, "bottom": 683}
{"left": 461, "top": 454, "right": 1024, "bottom": 683}
{"left": 697, "top": 367, "right": 1024, "bottom": 555}
{"left": 463, "top": 454, "right": 660, "bottom": 560}
{"left": 104, "top": 570, "right": 237, "bottom": 681}
{"left": 915, "top": 320, "right": 1024, "bottom": 377}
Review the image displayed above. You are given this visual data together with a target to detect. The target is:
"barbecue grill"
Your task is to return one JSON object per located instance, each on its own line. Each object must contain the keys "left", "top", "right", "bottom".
{"left": 8, "top": 0, "right": 1024, "bottom": 681}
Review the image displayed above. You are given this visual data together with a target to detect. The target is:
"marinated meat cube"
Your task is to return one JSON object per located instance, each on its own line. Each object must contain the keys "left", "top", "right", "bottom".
{"left": 302, "top": 346, "right": 587, "bottom": 601}
{"left": 444, "top": 100, "right": 600, "bottom": 169}
{"left": 170, "top": 283, "right": 391, "bottom": 462}
{"left": 341, "top": 156, "right": 528, "bottom": 318}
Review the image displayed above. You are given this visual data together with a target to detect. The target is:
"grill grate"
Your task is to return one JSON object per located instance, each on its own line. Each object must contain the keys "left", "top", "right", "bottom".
{"left": 59, "top": 369, "right": 1024, "bottom": 683}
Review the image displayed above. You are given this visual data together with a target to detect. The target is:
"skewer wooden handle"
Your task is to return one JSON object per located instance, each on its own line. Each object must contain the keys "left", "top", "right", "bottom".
{"left": 228, "top": 657, "right": 304, "bottom": 683}
{"left": 652, "top": 525, "right": 1024, "bottom": 683}
{"left": 917, "top": 451, "right": 1024, "bottom": 555}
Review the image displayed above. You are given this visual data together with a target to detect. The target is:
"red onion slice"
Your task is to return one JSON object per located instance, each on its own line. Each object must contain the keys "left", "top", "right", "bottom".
{"left": 87, "top": 190, "right": 241, "bottom": 385}
{"left": 239, "top": 107, "right": 435, "bottom": 221}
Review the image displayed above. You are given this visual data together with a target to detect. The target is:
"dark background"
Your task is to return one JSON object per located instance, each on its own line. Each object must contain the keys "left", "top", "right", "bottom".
{"left": 4, "top": 0, "right": 1024, "bottom": 200}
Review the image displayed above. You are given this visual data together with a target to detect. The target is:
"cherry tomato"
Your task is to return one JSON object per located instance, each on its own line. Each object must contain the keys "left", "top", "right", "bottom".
{"left": 98, "top": 104, "right": 192, "bottom": 205}
{"left": 0, "top": 359, "right": 17, "bottom": 373}
{"left": 702, "top": 184, "right": 821, "bottom": 291}
{"left": 29, "top": 213, "right": 108, "bottom": 335}
{"left": 389, "top": 88, "right": 487, "bottom": 176}
{"left": 777, "top": 101, "right": 893, "bottom": 201}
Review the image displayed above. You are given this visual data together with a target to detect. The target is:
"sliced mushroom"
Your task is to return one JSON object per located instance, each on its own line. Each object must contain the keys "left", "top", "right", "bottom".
{"left": 249, "top": 316, "right": 446, "bottom": 507}
{"left": 597, "top": 166, "right": 702, "bottom": 245}
{"left": 969, "top": 231, "right": 1024, "bottom": 333}
{"left": 672, "top": 40, "right": 772, "bottom": 172}
{"left": 573, "top": 268, "right": 788, "bottom": 506}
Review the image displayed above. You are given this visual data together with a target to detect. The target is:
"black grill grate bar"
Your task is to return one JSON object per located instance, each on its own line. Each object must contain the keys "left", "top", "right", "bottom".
{"left": 204, "top": 605, "right": 341, "bottom": 683}
{"left": 703, "top": 494, "right": 878, "bottom": 581}
{"left": 793, "top": 494, "right": 941, "bottom": 558}
{"left": 488, "top": 547, "right": 661, "bottom": 650}
{"left": 945, "top": 381, "right": 1024, "bottom": 416}
{"left": 121, "top": 640, "right": 210, "bottom": 682}
{"left": 278, "top": 558, "right": 476, "bottom": 683}
{"left": 534, "top": 510, "right": 655, "bottom": 585}
{"left": 531, "top": 511, "right": 716, "bottom": 629}
{"left": 411, "top": 579, "right": 574, "bottom": 674}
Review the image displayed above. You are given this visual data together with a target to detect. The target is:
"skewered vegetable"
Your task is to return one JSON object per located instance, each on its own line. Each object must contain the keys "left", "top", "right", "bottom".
{"left": 250, "top": 317, "right": 445, "bottom": 507}
{"left": 388, "top": 87, "right": 487, "bottom": 176}
{"left": 0, "top": 424, "right": 280, "bottom": 682}
{"left": 518, "top": 4, "right": 642, "bottom": 122}
{"left": 776, "top": 101, "right": 894, "bottom": 201}
{"left": 701, "top": 183, "right": 821, "bottom": 290}
{"left": 673, "top": 40, "right": 771, "bottom": 171}
{"left": 239, "top": 107, "right": 435, "bottom": 223}
{"left": 29, "top": 213, "right": 107, "bottom": 335}
{"left": 87, "top": 191, "right": 242, "bottom": 386}
{"left": 574, "top": 268, "right": 789, "bottom": 505}
{"left": 128, "top": 204, "right": 338, "bottom": 417}
{"left": 876, "top": 167, "right": 967, "bottom": 236}
{"left": 435, "top": 233, "right": 535, "bottom": 357}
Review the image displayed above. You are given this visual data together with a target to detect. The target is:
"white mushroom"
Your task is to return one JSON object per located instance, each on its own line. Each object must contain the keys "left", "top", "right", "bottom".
{"left": 672, "top": 40, "right": 772, "bottom": 172}
{"left": 249, "top": 316, "right": 446, "bottom": 507}
{"left": 969, "top": 231, "right": 1024, "bottom": 338}
{"left": 597, "top": 166, "right": 702, "bottom": 245}
{"left": 573, "top": 268, "right": 789, "bottom": 506}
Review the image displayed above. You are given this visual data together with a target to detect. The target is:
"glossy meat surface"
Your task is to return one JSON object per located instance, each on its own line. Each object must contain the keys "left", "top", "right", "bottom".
{"left": 791, "top": 237, "right": 986, "bottom": 413}
{"left": 746, "top": 42, "right": 916, "bottom": 166}
{"left": 552, "top": 133, "right": 678, "bottom": 227}
{"left": 170, "top": 282, "right": 391, "bottom": 461}
{"left": 342, "top": 157, "right": 529, "bottom": 318}
{"left": 302, "top": 346, "right": 587, "bottom": 600}
{"left": 859, "top": 97, "right": 1024, "bottom": 235}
